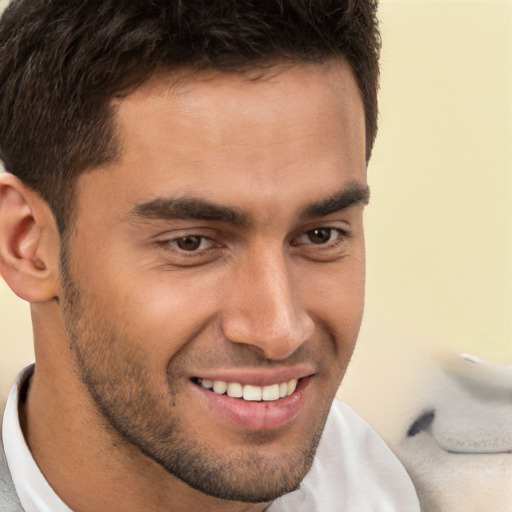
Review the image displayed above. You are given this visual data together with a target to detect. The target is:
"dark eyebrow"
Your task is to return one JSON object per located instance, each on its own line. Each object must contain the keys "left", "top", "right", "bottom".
{"left": 130, "top": 196, "right": 251, "bottom": 228}
{"left": 300, "top": 182, "right": 370, "bottom": 219}
{"left": 130, "top": 182, "right": 368, "bottom": 227}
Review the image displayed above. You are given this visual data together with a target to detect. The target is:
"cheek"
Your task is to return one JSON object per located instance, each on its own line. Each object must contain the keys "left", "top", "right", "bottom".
{"left": 299, "top": 255, "right": 365, "bottom": 319}
{"left": 298, "top": 255, "right": 365, "bottom": 364}
{"left": 87, "top": 267, "right": 225, "bottom": 365}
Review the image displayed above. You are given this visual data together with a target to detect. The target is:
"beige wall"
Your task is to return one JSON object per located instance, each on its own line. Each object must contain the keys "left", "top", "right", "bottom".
{"left": 0, "top": 279, "right": 33, "bottom": 401}
{"left": 340, "top": 2, "right": 511, "bottom": 511}
{"left": 342, "top": 0, "right": 511, "bottom": 437}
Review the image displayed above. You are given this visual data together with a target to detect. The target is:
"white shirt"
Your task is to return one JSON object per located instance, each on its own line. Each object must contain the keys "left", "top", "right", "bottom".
{"left": 268, "top": 400, "right": 421, "bottom": 511}
{"left": 2, "top": 365, "right": 420, "bottom": 511}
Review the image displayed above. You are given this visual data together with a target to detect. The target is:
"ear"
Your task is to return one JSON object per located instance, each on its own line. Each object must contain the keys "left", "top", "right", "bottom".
{"left": 0, "top": 172, "right": 61, "bottom": 303}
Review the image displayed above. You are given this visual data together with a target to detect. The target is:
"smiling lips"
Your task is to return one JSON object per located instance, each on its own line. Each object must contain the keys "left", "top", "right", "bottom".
{"left": 195, "top": 377, "right": 299, "bottom": 402}
{"left": 192, "top": 373, "right": 312, "bottom": 430}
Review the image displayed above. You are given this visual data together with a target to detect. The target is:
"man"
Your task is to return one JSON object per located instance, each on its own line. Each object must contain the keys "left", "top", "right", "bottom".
{"left": 0, "top": 1, "right": 420, "bottom": 510}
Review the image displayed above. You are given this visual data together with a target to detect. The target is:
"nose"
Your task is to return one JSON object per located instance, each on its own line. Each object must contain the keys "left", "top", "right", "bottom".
{"left": 221, "top": 249, "right": 315, "bottom": 361}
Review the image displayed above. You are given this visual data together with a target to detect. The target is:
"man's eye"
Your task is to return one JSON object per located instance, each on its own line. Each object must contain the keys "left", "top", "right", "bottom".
{"left": 169, "top": 235, "right": 213, "bottom": 251}
{"left": 292, "top": 228, "right": 343, "bottom": 246}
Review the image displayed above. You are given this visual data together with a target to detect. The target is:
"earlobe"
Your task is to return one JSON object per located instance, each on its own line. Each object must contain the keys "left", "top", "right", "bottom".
{"left": 0, "top": 172, "right": 60, "bottom": 303}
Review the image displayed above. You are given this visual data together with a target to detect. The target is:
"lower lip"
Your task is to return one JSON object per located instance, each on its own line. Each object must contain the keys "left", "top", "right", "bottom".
{"left": 193, "top": 378, "right": 310, "bottom": 431}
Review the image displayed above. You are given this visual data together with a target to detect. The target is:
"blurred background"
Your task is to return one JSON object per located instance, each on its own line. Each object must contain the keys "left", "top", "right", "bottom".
{"left": 340, "top": 1, "right": 511, "bottom": 511}
{"left": 1, "top": 1, "right": 511, "bottom": 511}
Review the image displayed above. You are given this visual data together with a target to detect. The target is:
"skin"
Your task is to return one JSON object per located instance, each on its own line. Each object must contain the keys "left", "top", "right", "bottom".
{"left": 0, "top": 60, "right": 367, "bottom": 511}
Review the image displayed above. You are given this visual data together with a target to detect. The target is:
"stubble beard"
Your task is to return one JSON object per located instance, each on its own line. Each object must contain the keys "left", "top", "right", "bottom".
{"left": 58, "top": 248, "right": 330, "bottom": 503}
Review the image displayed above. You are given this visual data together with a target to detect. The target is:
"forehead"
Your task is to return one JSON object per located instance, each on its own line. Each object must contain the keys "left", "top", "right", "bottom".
{"left": 77, "top": 61, "right": 366, "bottom": 221}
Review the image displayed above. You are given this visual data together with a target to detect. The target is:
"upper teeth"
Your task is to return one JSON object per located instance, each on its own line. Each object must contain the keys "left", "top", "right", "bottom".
{"left": 198, "top": 378, "right": 298, "bottom": 401}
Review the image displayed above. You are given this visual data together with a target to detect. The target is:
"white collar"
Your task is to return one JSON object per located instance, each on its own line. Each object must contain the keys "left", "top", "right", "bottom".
{"left": 2, "top": 364, "right": 73, "bottom": 512}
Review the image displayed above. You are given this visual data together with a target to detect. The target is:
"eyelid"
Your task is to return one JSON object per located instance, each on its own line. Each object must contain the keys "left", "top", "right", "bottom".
{"left": 291, "top": 226, "right": 349, "bottom": 246}
{"left": 167, "top": 234, "right": 216, "bottom": 251}
{"left": 151, "top": 223, "right": 218, "bottom": 242}
{"left": 153, "top": 227, "right": 224, "bottom": 257}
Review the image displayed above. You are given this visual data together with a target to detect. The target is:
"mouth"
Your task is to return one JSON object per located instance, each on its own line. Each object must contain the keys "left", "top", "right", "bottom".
{"left": 192, "top": 377, "right": 299, "bottom": 402}
{"left": 190, "top": 374, "right": 312, "bottom": 430}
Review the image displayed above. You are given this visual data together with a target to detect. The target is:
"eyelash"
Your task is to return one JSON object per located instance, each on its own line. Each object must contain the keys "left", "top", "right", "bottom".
{"left": 167, "top": 235, "right": 216, "bottom": 252}
{"left": 290, "top": 227, "right": 348, "bottom": 248}
{"left": 156, "top": 236, "right": 218, "bottom": 260}
{"left": 158, "top": 226, "right": 348, "bottom": 258}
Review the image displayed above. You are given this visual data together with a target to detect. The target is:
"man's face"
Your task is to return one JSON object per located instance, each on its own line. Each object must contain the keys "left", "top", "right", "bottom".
{"left": 60, "top": 61, "right": 367, "bottom": 502}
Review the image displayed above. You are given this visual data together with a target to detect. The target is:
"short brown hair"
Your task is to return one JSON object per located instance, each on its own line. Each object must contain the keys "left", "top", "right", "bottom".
{"left": 0, "top": 0, "right": 380, "bottom": 232}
